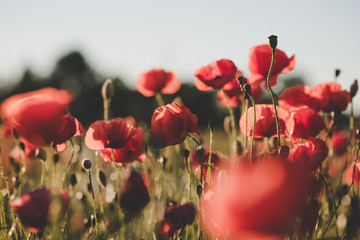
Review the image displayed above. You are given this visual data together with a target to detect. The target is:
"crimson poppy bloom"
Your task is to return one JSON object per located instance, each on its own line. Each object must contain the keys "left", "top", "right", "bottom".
{"left": 310, "top": 82, "right": 351, "bottom": 112}
{"left": 10, "top": 187, "right": 69, "bottom": 233}
{"left": 288, "top": 138, "right": 328, "bottom": 172}
{"left": 285, "top": 106, "right": 324, "bottom": 140}
{"left": 0, "top": 88, "right": 82, "bottom": 151}
{"left": 148, "top": 103, "right": 199, "bottom": 149}
{"left": 85, "top": 118, "right": 145, "bottom": 166}
{"left": 332, "top": 131, "right": 349, "bottom": 155}
{"left": 278, "top": 85, "right": 322, "bottom": 111}
{"left": 248, "top": 44, "right": 295, "bottom": 88}
{"left": 202, "top": 158, "right": 308, "bottom": 238}
{"left": 239, "top": 104, "right": 289, "bottom": 138}
{"left": 217, "top": 71, "right": 263, "bottom": 108}
{"left": 119, "top": 168, "right": 150, "bottom": 214}
{"left": 195, "top": 59, "right": 237, "bottom": 91}
{"left": 137, "top": 69, "right": 181, "bottom": 97}
{"left": 158, "top": 203, "right": 196, "bottom": 238}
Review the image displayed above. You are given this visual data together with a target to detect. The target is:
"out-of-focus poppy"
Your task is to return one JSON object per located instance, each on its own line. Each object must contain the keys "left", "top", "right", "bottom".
{"left": 279, "top": 85, "right": 322, "bottom": 111}
{"left": 331, "top": 131, "right": 349, "bottom": 155}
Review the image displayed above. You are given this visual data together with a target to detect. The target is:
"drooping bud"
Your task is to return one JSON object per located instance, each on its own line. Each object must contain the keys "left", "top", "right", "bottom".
{"left": 82, "top": 158, "right": 92, "bottom": 170}
{"left": 183, "top": 149, "right": 190, "bottom": 159}
{"left": 53, "top": 154, "right": 60, "bottom": 165}
{"left": 101, "top": 79, "right": 114, "bottom": 100}
{"left": 244, "top": 83, "right": 252, "bottom": 95}
{"left": 268, "top": 35, "right": 278, "bottom": 49}
{"left": 36, "top": 148, "right": 47, "bottom": 161}
{"left": 98, "top": 170, "right": 107, "bottom": 187}
{"left": 350, "top": 79, "right": 358, "bottom": 99}
{"left": 196, "top": 185, "right": 203, "bottom": 196}
{"left": 195, "top": 145, "right": 206, "bottom": 158}
{"left": 237, "top": 76, "right": 244, "bottom": 85}
{"left": 335, "top": 69, "right": 341, "bottom": 78}
{"left": 69, "top": 174, "right": 77, "bottom": 186}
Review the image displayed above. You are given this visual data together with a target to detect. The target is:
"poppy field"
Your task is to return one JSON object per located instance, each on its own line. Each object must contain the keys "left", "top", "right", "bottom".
{"left": 0, "top": 35, "right": 359, "bottom": 239}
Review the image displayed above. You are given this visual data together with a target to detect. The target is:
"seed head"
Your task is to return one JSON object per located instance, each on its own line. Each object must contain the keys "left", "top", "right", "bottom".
{"left": 268, "top": 35, "right": 278, "bottom": 49}
{"left": 82, "top": 158, "right": 92, "bottom": 170}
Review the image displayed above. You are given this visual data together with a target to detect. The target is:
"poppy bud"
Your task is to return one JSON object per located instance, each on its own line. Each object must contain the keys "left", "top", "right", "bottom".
{"left": 101, "top": 79, "right": 114, "bottom": 100}
{"left": 196, "top": 185, "right": 203, "bottom": 196}
{"left": 53, "top": 154, "right": 60, "bottom": 165}
{"left": 223, "top": 116, "right": 232, "bottom": 134}
{"left": 98, "top": 170, "right": 107, "bottom": 187}
{"left": 278, "top": 146, "right": 289, "bottom": 160}
{"left": 268, "top": 35, "right": 278, "bottom": 49}
{"left": 19, "top": 142, "right": 25, "bottom": 151}
{"left": 350, "top": 79, "right": 358, "bottom": 99}
{"left": 335, "top": 69, "right": 341, "bottom": 77}
{"left": 195, "top": 145, "right": 206, "bottom": 157}
{"left": 82, "top": 158, "right": 92, "bottom": 170}
{"left": 244, "top": 83, "right": 252, "bottom": 95}
{"left": 237, "top": 76, "right": 244, "bottom": 85}
{"left": 36, "top": 148, "right": 47, "bottom": 161}
{"left": 69, "top": 174, "right": 77, "bottom": 186}
{"left": 236, "top": 138, "right": 243, "bottom": 156}
{"left": 183, "top": 149, "right": 190, "bottom": 159}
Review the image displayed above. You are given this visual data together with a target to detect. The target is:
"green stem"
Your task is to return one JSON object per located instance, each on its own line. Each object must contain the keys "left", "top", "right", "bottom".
{"left": 248, "top": 95, "right": 256, "bottom": 164}
{"left": 221, "top": 90, "right": 237, "bottom": 162}
{"left": 187, "top": 134, "right": 200, "bottom": 146}
{"left": 103, "top": 98, "right": 110, "bottom": 121}
{"left": 88, "top": 170, "right": 99, "bottom": 237}
{"left": 155, "top": 92, "right": 165, "bottom": 107}
{"left": 61, "top": 139, "right": 75, "bottom": 188}
{"left": 266, "top": 48, "right": 281, "bottom": 150}
{"left": 207, "top": 122, "right": 214, "bottom": 185}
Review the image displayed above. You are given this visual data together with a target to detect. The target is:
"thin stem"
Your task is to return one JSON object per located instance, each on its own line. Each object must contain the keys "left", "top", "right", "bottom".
{"left": 207, "top": 122, "right": 214, "bottom": 185}
{"left": 61, "top": 139, "right": 75, "bottom": 188}
{"left": 155, "top": 92, "right": 165, "bottom": 107}
{"left": 221, "top": 90, "right": 237, "bottom": 162}
{"left": 350, "top": 99, "right": 354, "bottom": 134}
{"left": 266, "top": 48, "right": 281, "bottom": 150}
{"left": 187, "top": 134, "right": 200, "bottom": 146}
{"left": 88, "top": 170, "right": 99, "bottom": 237}
{"left": 248, "top": 95, "right": 256, "bottom": 164}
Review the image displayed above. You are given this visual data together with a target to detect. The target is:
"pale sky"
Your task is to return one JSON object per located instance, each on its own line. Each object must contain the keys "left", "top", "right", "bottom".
{"left": 1, "top": 1, "right": 359, "bottom": 114}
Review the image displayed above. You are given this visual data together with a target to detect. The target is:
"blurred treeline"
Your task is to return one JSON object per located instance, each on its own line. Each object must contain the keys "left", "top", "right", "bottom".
{"left": 0, "top": 51, "right": 307, "bottom": 128}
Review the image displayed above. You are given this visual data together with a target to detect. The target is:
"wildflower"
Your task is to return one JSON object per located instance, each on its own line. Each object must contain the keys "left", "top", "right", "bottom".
{"left": 195, "top": 59, "right": 237, "bottom": 91}
{"left": 248, "top": 44, "right": 295, "bottom": 88}
{"left": 288, "top": 138, "right": 328, "bottom": 172}
{"left": 190, "top": 148, "right": 226, "bottom": 180}
{"left": 158, "top": 203, "right": 196, "bottom": 238}
{"left": 239, "top": 104, "right": 289, "bottom": 138}
{"left": 278, "top": 85, "right": 322, "bottom": 111}
{"left": 119, "top": 169, "right": 150, "bottom": 214}
{"left": 285, "top": 106, "right": 324, "bottom": 140}
{"left": 137, "top": 69, "right": 181, "bottom": 97}
{"left": 85, "top": 118, "right": 145, "bottom": 166}
{"left": 202, "top": 158, "right": 308, "bottom": 238}
{"left": 0, "top": 88, "right": 83, "bottom": 151}
{"left": 148, "top": 103, "right": 199, "bottom": 149}
{"left": 332, "top": 131, "right": 349, "bottom": 155}
{"left": 10, "top": 187, "right": 69, "bottom": 233}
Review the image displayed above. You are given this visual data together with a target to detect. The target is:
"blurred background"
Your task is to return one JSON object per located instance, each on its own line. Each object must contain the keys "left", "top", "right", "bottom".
{"left": 1, "top": 0, "right": 359, "bottom": 127}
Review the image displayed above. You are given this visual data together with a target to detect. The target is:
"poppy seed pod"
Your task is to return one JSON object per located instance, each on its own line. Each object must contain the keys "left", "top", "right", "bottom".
{"left": 335, "top": 69, "right": 341, "bottom": 77}
{"left": 195, "top": 145, "right": 206, "bottom": 157}
{"left": 268, "top": 35, "right": 278, "bottom": 49}
{"left": 350, "top": 79, "right": 358, "bottom": 98}
{"left": 82, "top": 158, "right": 92, "bottom": 170}
{"left": 244, "top": 83, "right": 252, "bottom": 95}
{"left": 237, "top": 76, "right": 244, "bottom": 85}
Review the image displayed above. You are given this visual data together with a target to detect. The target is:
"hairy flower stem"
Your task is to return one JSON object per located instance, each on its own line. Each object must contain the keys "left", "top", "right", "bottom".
{"left": 103, "top": 98, "right": 110, "bottom": 121}
{"left": 221, "top": 90, "right": 237, "bottom": 163}
{"left": 61, "top": 139, "right": 75, "bottom": 188}
{"left": 248, "top": 95, "right": 256, "bottom": 164}
{"left": 155, "top": 92, "right": 165, "bottom": 107}
{"left": 207, "top": 122, "right": 214, "bottom": 185}
{"left": 88, "top": 170, "right": 99, "bottom": 237}
{"left": 350, "top": 99, "right": 354, "bottom": 134}
{"left": 267, "top": 48, "right": 281, "bottom": 150}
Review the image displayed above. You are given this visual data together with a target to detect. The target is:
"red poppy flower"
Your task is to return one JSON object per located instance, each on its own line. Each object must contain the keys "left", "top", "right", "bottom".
{"left": 190, "top": 148, "right": 226, "bottom": 180}
{"left": 285, "top": 106, "right": 324, "bottom": 140}
{"left": 248, "top": 44, "right": 295, "bottom": 88}
{"left": 202, "top": 158, "right": 308, "bottom": 238}
{"left": 332, "top": 131, "right": 349, "bottom": 155}
{"left": 217, "top": 71, "right": 263, "bottom": 108}
{"left": 137, "top": 69, "right": 181, "bottom": 97}
{"left": 310, "top": 82, "right": 351, "bottom": 112}
{"left": 278, "top": 85, "right": 322, "bottom": 111}
{"left": 0, "top": 88, "right": 82, "bottom": 151}
{"left": 158, "top": 203, "right": 196, "bottom": 238}
{"left": 239, "top": 104, "right": 289, "bottom": 138}
{"left": 85, "top": 118, "right": 144, "bottom": 166}
{"left": 148, "top": 103, "right": 199, "bottom": 149}
{"left": 288, "top": 138, "right": 328, "bottom": 172}
{"left": 119, "top": 168, "right": 150, "bottom": 214}
{"left": 195, "top": 59, "right": 237, "bottom": 91}
{"left": 10, "top": 187, "right": 69, "bottom": 233}
{"left": 99, "top": 127, "right": 145, "bottom": 166}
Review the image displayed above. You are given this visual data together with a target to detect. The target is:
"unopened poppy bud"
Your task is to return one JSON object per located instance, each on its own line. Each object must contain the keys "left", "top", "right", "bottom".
{"left": 223, "top": 115, "right": 232, "bottom": 134}
{"left": 183, "top": 149, "right": 190, "bottom": 159}
{"left": 36, "top": 148, "right": 47, "bottom": 161}
{"left": 268, "top": 35, "right": 278, "bottom": 49}
{"left": 53, "top": 154, "right": 60, "bottom": 165}
{"left": 355, "top": 128, "right": 360, "bottom": 140}
{"left": 244, "top": 83, "right": 252, "bottom": 95}
{"left": 195, "top": 145, "right": 206, "bottom": 157}
{"left": 82, "top": 158, "right": 92, "bottom": 170}
{"left": 335, "top": 69, "right": 341, "bottom": 78}
{"left": 237, "top": 76, "right": 244, "bottom": 85}
{"left": 19, "top": 142, "right": 25, "bottom": 151}
{"left": 102, "top": 79, "right": 114, "bottom": 100}
{"left": 12, "top": 129, "right": 19, "bottom": 140}
{"left": 236, "top": 138, "right": 243, "bottom": 156}
{"left": 278, "top": 146, "right": 289, "bottom": 160}
{"left": 98, "top": 170, "right": 107, "bottom": 187}
{"left": 69, "top": 174, "right": 77, "bottom": 186}
{"left": 196, "top": 185, "right": 203, "bottom": 196}
{"left": 350, "top": 79, "right": 358, "bottom": 98}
